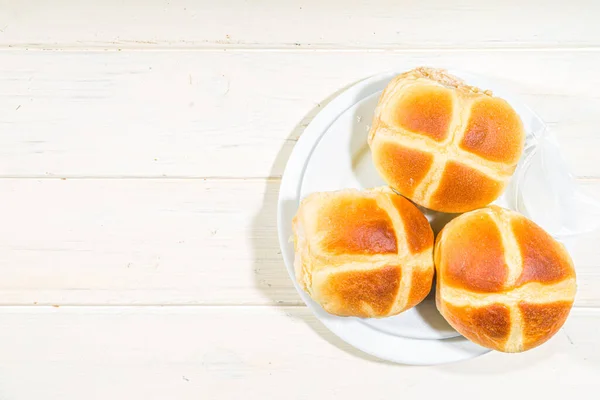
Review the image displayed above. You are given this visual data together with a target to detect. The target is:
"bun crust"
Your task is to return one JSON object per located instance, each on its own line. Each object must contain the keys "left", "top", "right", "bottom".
{"left": 434, "top": 206, "right": 576, "bottom": 352}
{"left": 369, "top": 67, "right": 525, "bottom": 213}
{"left": 293, "top": 187, "right": 434, "bottom": 318}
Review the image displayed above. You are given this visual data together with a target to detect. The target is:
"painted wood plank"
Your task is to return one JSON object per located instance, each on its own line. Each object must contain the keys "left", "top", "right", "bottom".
{"left": 0, "top": 178, "right": 291, "bottom": 305}
{"left": 1, "top": 0, "right": 599, "bottom": 49}
{"left": 0, "top": 50, "right": 599, "bottom": 178}
{"left": 0, "top": 306, "right": 596, "bottom": 399}
{"left": 0, "top": 178, "right": 598, "bottom": 306}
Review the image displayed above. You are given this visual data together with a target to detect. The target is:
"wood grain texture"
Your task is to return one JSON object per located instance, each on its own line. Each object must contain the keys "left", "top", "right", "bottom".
{"left": 0, "top": 1, "right": 599, "bottom": 390}
{"left": 0, "top": 50, "right": 599, "bottom": 178}
{"left": 0, "top": 178, "right": 597, "bottom": 307}
{"left": 0, "top": 306, "right": 596, "bottom": 400}
{"left": 0, "top": 179, "right": 289, "bottom": 305}
{"left": 0, "top": 0, "right": 599, "bottom": 49}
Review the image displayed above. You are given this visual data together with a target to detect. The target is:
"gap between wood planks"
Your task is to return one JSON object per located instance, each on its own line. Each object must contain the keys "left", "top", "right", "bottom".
{"left": 0, "top": 176, "right": 597, "bottom": 182}
{"left": 0, "top": 303, "right": 306, "bottom": 308}
{"left": 2, "top": 44, "right": 600, "bottom": 52}
{"left": 0, "top": 305, "right": 598, "bottom": 314}
{"left": 0, "top": 176, "right": 283, "bottom": 181}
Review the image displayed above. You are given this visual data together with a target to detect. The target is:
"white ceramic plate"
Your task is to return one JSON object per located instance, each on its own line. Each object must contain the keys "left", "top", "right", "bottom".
{"left": 277, "top": 69, "right": 547, "bottom": 365}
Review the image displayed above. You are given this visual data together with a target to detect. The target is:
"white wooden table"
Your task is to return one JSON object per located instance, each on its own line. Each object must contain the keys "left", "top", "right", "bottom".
{"left": 1, "top": 1, "right": 599, "bottom": 398}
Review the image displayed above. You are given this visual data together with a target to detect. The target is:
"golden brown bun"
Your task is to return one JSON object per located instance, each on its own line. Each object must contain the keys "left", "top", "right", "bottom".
{"left": 434, "top": 206, "right": 576, "bottom": 352}
{"left": 292, "top": 187, "right": 434, "bottom": 318}
{"left": 368, "top": 67, "right": 526, "bottom": 213}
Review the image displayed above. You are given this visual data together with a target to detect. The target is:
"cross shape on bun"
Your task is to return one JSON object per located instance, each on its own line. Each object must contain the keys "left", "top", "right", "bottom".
{"left": 435, "top": 206, "right": 576, "bottom": 352}
{"left": 369, "top": 67, "right": 526, "bottom": 213}
{"left": 293, "top": 187, "right": 434, "bottom": 318}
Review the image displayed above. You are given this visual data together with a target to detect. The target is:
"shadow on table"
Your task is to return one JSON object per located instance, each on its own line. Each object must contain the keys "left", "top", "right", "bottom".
{"left": 249, "top": 79, "right": 592, "bottom": 371}
{"left": 251, "top": 72, "right": 596, "bottom": 371}
{"left": 250, "top": 81, "right": 398, "bottom": 365}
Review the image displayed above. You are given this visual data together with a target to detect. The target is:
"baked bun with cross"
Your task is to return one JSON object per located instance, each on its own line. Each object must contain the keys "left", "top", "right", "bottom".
{"left": 292, "top": 187, "right": 434, "bottom": 318}
{"left": 435, "top": 206, "right": 576, "bottom": 352}
{"left": 368, "top": 67, "right": 526, "bottom": 213}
